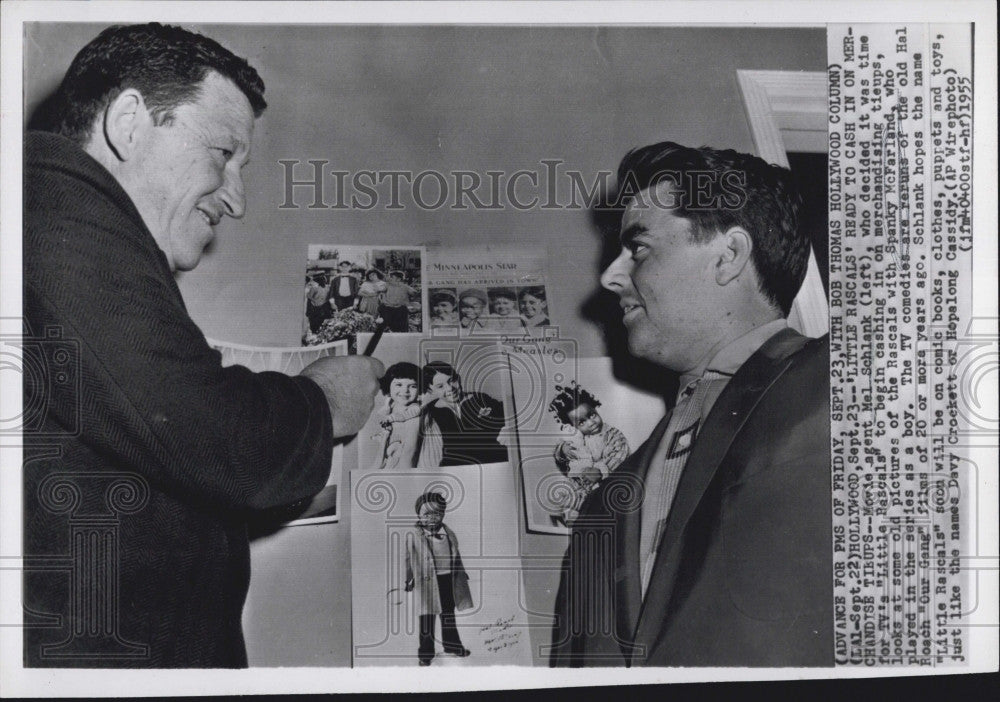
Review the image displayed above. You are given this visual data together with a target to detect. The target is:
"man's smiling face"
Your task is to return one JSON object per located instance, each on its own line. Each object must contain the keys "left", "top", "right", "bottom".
{"left": 600, "top": 184, "right": 722, "bottom": 373}
{"left": 127, "top": 71, "right": 254, "bottom": 271}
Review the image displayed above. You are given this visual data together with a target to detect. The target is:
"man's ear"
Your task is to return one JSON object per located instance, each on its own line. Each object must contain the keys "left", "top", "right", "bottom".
{"left": 102, "top": 89, "right": 150, "bottom": 162}
{"left": 714, "top": 226, "right": 754, "bottom": 286}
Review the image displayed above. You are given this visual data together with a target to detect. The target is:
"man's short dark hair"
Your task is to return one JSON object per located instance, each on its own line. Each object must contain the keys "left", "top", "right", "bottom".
{"left": 33, "top": 22, "right": 267, "bottom": 143}
{"left": 415, "top": 491, "right": 447, "bottom": 514}
{"left": 616, "top": 141, "right": 807, "bottom": 316}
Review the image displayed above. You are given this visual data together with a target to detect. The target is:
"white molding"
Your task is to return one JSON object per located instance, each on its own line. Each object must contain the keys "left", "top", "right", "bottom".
{"left": 738, "top": 69, "right": 829, "bottom": 338}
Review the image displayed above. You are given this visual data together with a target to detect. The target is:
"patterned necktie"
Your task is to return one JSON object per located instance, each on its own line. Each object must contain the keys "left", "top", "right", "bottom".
{"left": 639, "top": 370, "right": 729, "bottom": 598}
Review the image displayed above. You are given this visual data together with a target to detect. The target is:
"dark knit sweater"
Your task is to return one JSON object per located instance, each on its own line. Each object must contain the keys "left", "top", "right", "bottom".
{"left": 22, "top": 131, "right": 333, "bottom": 667}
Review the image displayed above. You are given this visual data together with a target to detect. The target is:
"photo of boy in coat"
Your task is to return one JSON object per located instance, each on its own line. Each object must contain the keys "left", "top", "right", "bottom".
{"left": 404, "top": 491, "right": 474, "bottom": 666}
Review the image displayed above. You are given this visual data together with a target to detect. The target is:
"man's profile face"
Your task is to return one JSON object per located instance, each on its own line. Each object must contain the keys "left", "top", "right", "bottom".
{"left": 129, "top": 72, "right": 254, "bottom": 272}
{"left": 600, "top": 184, "right": 720, "bottom": 372}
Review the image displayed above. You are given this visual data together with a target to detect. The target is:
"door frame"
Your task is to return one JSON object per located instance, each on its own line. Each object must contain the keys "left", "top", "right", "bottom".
{"left": 738, "top": 69, "right": 829, "bottom": 338}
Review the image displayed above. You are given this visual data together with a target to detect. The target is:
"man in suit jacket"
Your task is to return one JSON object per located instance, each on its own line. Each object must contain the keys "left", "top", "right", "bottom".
{"left": 23, "top": 23, "right": 382, "bottom": 667}
{"left": 551, "top": 141, "right": 833, "bottom": 667}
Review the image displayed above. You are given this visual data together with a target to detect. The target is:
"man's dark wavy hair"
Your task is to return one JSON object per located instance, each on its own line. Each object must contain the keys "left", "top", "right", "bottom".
{"left": 616, "top": 141, "right": 808, "bottom": 316}
{"left": 32, "top": 22, "right": 267, "bottom": 143}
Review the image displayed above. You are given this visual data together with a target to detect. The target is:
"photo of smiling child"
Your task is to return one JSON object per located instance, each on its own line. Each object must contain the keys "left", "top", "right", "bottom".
{"left": 429, "top": 288, "right": 459, "bottom": 328}
{"left": 517, "top": 286, "right": 550, "bottom": 328}
{"left": 548, "top": 381, "right": 630, "bottom": 527}
{"left": 373, "top": 362, "right": 424, "bottom": 470}
{"left": 457, "top": 287, "right": 488, "bottom": 334}
{"left": 485, "top": 287, "right": 528, "bottom": 334}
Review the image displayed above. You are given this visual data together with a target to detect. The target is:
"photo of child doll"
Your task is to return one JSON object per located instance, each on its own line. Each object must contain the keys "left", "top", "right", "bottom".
{"left": 548, "top": 381, "right": 630, "bottom": 526}
{"left": 458, "top": 287, "right": 488, "bottom": 334}
{"left": 517, "top": 285, "right": 550, "bottom": 328}
{"left": 374, "top": 362, "right": 423, "bottom": 470}
{"left": 429, "top": 288, "right": 460, "bottom": 327}
{"left": 405, "top": 491, "right": 473, "bottom": 666}
{"left": 485, "top": 287, "right": 528, "bottom": 334}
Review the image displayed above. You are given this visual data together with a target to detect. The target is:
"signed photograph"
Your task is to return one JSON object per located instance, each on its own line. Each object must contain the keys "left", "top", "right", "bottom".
{"left": 350, "top": 467, "right": 532, "bottom": 667}
{"left": 507, "top": 354, "right": 665, "bottom": 534}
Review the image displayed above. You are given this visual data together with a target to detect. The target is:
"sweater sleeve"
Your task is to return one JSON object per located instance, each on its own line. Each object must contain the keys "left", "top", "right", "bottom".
{"left": 24, "top": 164, "right": 333, "bottom": 511}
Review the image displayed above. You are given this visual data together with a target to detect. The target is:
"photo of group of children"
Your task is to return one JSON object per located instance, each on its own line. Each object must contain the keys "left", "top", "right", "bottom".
{"left": 428, "top": 285, "right": 551, "bottom": 335}
{"left": 350, "top": 469, "right": 531, "bottom": 667}
{"left": 303, "top": 245, "right": 424, "bottom": 345}
{"left": 357, "top": 337, "right": 512, "bottom": 472}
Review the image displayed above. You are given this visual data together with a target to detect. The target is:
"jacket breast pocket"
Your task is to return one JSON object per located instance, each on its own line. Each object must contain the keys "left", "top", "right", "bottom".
{"left": 720, "top": 457, "right": 826, "bottom": 623}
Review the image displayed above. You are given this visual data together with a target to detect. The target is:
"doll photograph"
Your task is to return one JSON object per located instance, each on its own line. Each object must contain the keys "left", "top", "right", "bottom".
{"left": 506, "top": 354, "right": 666, "bottom": 535}
{"left": 358, "top": 337, "right": 513, "bottom": 471}
{"left": 350, "top": 469, "right": 531, "bottom": 666}
{"left": 547, "top": 381, "right": 630, "bottom": 527}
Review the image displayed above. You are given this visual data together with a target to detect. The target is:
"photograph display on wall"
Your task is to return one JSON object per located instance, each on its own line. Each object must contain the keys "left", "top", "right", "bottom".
{"left": 426, "top": 247, "right": 552, "bottom": 337}
{"left": 304, "top": 244, "right": 426, "bottom": 345}
{"left": 506, "top": 351, "right": 666, "bottom": 534}
{"left": 357, "top": 337, "right": 515, "bottom": 472}
{"left": 350, "top": 466, "right": 532, "bottom": 667}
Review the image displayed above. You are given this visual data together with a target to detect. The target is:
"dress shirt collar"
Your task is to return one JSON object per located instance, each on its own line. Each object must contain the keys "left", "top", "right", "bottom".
{"left": 677, "top": 318, "right": 788, "bottom": 399}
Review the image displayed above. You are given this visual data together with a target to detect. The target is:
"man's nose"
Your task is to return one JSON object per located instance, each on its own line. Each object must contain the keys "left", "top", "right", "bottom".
{"left": 600, "top": 249, "right": 630, "bottom": 292}
{"left": 217, "top": 169, "right": 246, "bottom": 219}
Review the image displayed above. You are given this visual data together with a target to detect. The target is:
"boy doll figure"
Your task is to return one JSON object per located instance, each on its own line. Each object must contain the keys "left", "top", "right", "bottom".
{"left": 374, "top": 362, "right": 423, "bottom": 470}
{"left": 548, "top": 382, "right": 630, "bottom": 525}
{"left": 405, "top": 492, "right": 474, "bottom": 666}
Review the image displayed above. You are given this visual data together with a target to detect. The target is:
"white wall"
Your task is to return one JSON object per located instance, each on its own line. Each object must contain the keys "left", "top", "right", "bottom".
{"left": 24, "top": 23, "right": 826, "bottom": 666}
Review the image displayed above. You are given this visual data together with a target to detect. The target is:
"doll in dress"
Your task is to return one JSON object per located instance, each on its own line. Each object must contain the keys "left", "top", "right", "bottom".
{"left": 548, "top": 381, "right": 630, "bottom": 525}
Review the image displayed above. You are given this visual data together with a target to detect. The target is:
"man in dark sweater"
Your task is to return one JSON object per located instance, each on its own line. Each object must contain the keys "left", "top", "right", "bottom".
{"left": 23, "top": 23, "right": 382, "bottom": 668}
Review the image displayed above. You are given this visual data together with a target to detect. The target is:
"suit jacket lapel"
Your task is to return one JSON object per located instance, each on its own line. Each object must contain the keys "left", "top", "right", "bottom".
{"left": 615, "top": 410, "right": 672, "bottom": 648}
{"left": 631, "top": 329, "right": 810, "bottom": 658}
